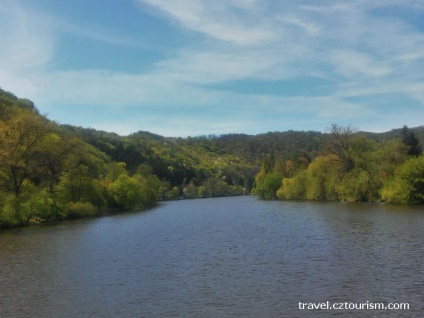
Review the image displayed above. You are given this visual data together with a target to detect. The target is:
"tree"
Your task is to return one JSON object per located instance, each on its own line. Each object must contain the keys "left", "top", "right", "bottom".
{"left": 277, "top": 170, "right": 307, "bottom": 200}
{"left": 325, "top": 125, "right": 383, "bottom": 200}
{"left": 336, "top": 168, "right": 375, "bottom": 202}
{"left": 0, "top": 112, "right": 53, "bottom": 197}
{"left": 256, "top": 172, "right": 283, "bottom": 199}
{"left": 401, "top": 126, "right": 423, "bottom": 157}
{"left": 138, "top": 174, "right": 160, "bottom": 206}
{"left": 108, "top": 174, "right": 143, "bottom": 210}
{"left": 0, "top": 113, "right": 70, "bottom": 225}
{"left": 381, "top": 156, "right": 424, "bottom": 204}
{"left": 305, "top": 155, "right": 339, "bottom": 201}
{"left": 201, "top": 177, "right": 231, "bottom": 197}
{"left": 326, "top": 124, "right": 357, "bottom": 173}
{"left": 182, "top": 179, "right": 197, "bottom": 199}
{"left": 106, "top": 162, "right": 127, "bottom": 182}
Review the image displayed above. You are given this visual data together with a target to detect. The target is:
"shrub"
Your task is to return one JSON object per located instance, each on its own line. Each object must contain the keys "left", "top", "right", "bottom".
{"left": 66, "top": 202, "right": 98, "bottom": 219}
{"left": 381, "top": 156, "right": 424, "bottom": 204}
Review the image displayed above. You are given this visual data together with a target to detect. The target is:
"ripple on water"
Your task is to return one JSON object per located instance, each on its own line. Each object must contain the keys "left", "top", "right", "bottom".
{"left": 0, "top": 196, "right": 423, "bottom": 317}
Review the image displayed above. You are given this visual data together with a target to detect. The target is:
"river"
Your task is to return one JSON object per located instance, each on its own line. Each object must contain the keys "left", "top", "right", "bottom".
{"left": 0, "top": 196, "right": 423, "bottom": 317}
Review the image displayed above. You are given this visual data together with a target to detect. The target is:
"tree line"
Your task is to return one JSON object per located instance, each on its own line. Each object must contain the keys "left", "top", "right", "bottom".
{"left": 0, "top": 88, "right": 259, "bottom": 228}
{"left": 1, "top": 88, "right": 423, "bottom": 228}
{"left": 254, "top": 124, "right": 424, "bottom": 204}
{"left": 0, "top": 90, "right": 162, "bottom": 228}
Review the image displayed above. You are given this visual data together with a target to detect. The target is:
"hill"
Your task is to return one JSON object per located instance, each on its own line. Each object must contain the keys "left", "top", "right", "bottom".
{"left": 1, "top": 87, "right": 422, "bottom": 228}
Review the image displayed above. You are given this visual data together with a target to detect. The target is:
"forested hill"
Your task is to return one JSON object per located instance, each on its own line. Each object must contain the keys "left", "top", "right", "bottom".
{"left": 1, "top": 88, "right": 423, "bottom": 228}
{"left": 63, "top": 125, "right": 327, "bottom": 182}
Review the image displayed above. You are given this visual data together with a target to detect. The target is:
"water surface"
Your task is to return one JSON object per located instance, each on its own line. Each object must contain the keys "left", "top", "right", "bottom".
{"left": 1, "top": 197, "right": 423, "bottom": 317}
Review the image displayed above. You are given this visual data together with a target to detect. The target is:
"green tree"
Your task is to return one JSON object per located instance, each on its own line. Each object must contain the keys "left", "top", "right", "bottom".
{"left": 106, "top": 162, "right": 127, "bottom": 182}
{"left": 372, "top": 139, "right": 408, "bottom": 179}
{"left": 201, "top": 177, "right": 230, "bottom": 197}
{"left": 381, "top": 156, "right": 424, "bottom": 204}
{"left": 1, "top": 181, "right": 51, "bottom": 226}
{"left": 326, "top": 124, "right": 357, "bottom": 173}
{"left": 401, "top": 126, "right": 423, "bottom": 157}
{"left": 138, "top": 174, "right": 160, "bottom": 206}
{"left": 66, "top": 201, "right": 98, "bottom": 219}
{"left": 277, "top": 170, "right": 307, "bottom": 200}
{"left": 336, "top": 168, "right": 375, "bottom": 202}
{"left": 0, "top": 112, "right": 53, "bottom": 197}
{"left": 166, "top": 186, "right": 181, "bottom": 200}
{"left": 108, "top": 174, "right": 143, "bottom": 210}
{"left": 256, "top": 172, "right": 283, "bottom": 199}
{"left": 305, "top": 155, "right": 340, "bottom": 201}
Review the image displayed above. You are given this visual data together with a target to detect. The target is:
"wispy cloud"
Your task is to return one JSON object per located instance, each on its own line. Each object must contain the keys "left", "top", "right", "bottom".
{"left": 0, "top": 2, "right": 54, "bottom": 69}
{"left": 140, "top": 0, "right": 275, "bottom": 46}
{"left": 0, "top": 1, "right": 55, "bottom": 95}
{"left": 330, "top": 50, "right": 392, "bottom": 78}
{"left": 1, "top": 0, "right": 424, "bottom": 136}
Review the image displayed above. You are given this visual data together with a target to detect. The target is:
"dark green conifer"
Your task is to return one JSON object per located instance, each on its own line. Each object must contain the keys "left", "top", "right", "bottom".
{"left": 401, "top": 126, "right": 423, "bottom": 157}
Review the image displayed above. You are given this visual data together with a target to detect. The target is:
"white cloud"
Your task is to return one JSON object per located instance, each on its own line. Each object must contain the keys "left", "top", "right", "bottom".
{"left": 1, "top": 0, "right": 424, "bottom": 136}
{"left": 330, "top": 50, "right": 392, "bottom": 78}
{"left": 277, "top": 15, "right": 321, "bottom": 36}
{"left": 0, "top": 1, "right": 55, "bottom": 95}
{"left": 138, "top": 0, "right": 275, "bottom": 45}
{"left": 0, "top": 2, "right": 54, "bottom": 70}
{"left": 406, "top": 83, "right": 424, "bottom": 104}
{"left": 154, "top": 47, "right": 292, "bottom": 84}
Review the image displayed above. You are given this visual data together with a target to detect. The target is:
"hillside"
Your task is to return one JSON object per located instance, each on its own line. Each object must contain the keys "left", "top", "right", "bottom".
{"left": 1, "top": 88, "right": 422, "bottom": 228}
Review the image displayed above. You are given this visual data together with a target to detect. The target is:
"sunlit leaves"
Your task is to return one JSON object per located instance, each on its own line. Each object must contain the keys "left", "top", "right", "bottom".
{"left": 381, "top": 156, "right": 424, "bottom": 204}
{"left": 0, "top": 112, "right": 53, "bottom": 196}
{"left": 256, "top": 172, "right": 282, "bottom": 199}
{"left": 108, "top": 174, "right": 142, "bottom": 209}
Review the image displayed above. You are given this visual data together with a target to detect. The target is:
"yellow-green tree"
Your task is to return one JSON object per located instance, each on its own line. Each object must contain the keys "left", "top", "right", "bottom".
{"left": 256, "top": 172, "right": 283, "bottom": 199}
{"left": 381, "top": 156, "right": 424, "bottom": 204}
{"left": 277, "top": 170, "right": 307, "bottom": 200}
{"left": 0, "top": 112, "right": 53, "bottom": 197}
{"left": 108, "top": 174, "right": 143, "bottom": 210}
{"left": 305, "top": 155, "right": 340, "bottom": 201}
{"left": 0, "top": 112, "right": 58, "bottom": 225}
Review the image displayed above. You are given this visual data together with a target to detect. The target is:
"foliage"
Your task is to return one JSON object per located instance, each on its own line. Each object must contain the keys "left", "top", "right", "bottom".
{"left": 182, "top": 179, "right": 197, "bottom": 199}
{"left": 276, "top": 126, "right": 422, "bottom": 203}
{"left": 137, "top": 174, "right": 161, "bottom": 206}
{"left": 326, "top": 124, "right": 357, "bottom": 172}
{"left": 166, "top": 186, "right": 181, "bottom": 200}
{"left": 66, "top": 202, "right": 98, "bottom": 219}
{"left": 401, "top": 125, "right": 423, "bottom": 157}
{"left": 277, "top": 170, "right": 307, "bottom": 200}
{"left": 199, "top": 177, "right": 244, "bottom": 198}
{"left": 1, "top": 88, "right": 424, "bottom": 228}
{"left": 0, "top": 89, "right": 162, "bottom": 228}
{"left": 108, "top": 174, "right": 142, "bottom": 210}
{"left": 336, "top": 168, "right": 376, "bottom": 202}
{"left": 305, "top": 155, "right": 339, "bottom": 201}
{"left": 256, "top": 172, "right": 283, "bottom": 199}
{"left": 381, "top": 156, "right": 424, "bottom": 204}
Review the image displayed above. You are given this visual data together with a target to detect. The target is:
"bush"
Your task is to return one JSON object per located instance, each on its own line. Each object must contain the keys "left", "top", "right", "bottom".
{"left": 381, "top": 156, "right": 424, "bottom": 204}
{"left": 166, "top": 186, "right": 181, "bottom": 200}
{"left": 0, "top": 197, "right": 21, "bottom": 228}
{"left": 336, "top": 168, "right": 375, "bottom": 202}
{"left": 66, "top": 202, "right": 98, "bottom": 219}
{"left": 277, "top": 170, "right": 307, "bottom": 200}
{"left": 256, "top": 172, "right": 283, "bottom": 199}
{"left": 107, "top": 174, "right": 142, "bottom": 209}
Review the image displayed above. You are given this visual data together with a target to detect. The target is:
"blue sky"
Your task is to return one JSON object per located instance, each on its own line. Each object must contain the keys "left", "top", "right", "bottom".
{"left": 1, "top": 0, "right": 424, "bottom": 137}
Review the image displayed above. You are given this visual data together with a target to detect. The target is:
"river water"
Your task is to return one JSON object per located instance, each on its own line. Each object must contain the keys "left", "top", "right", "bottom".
{"left": 0, "top": 196, "right": 423, "bottom": 317}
